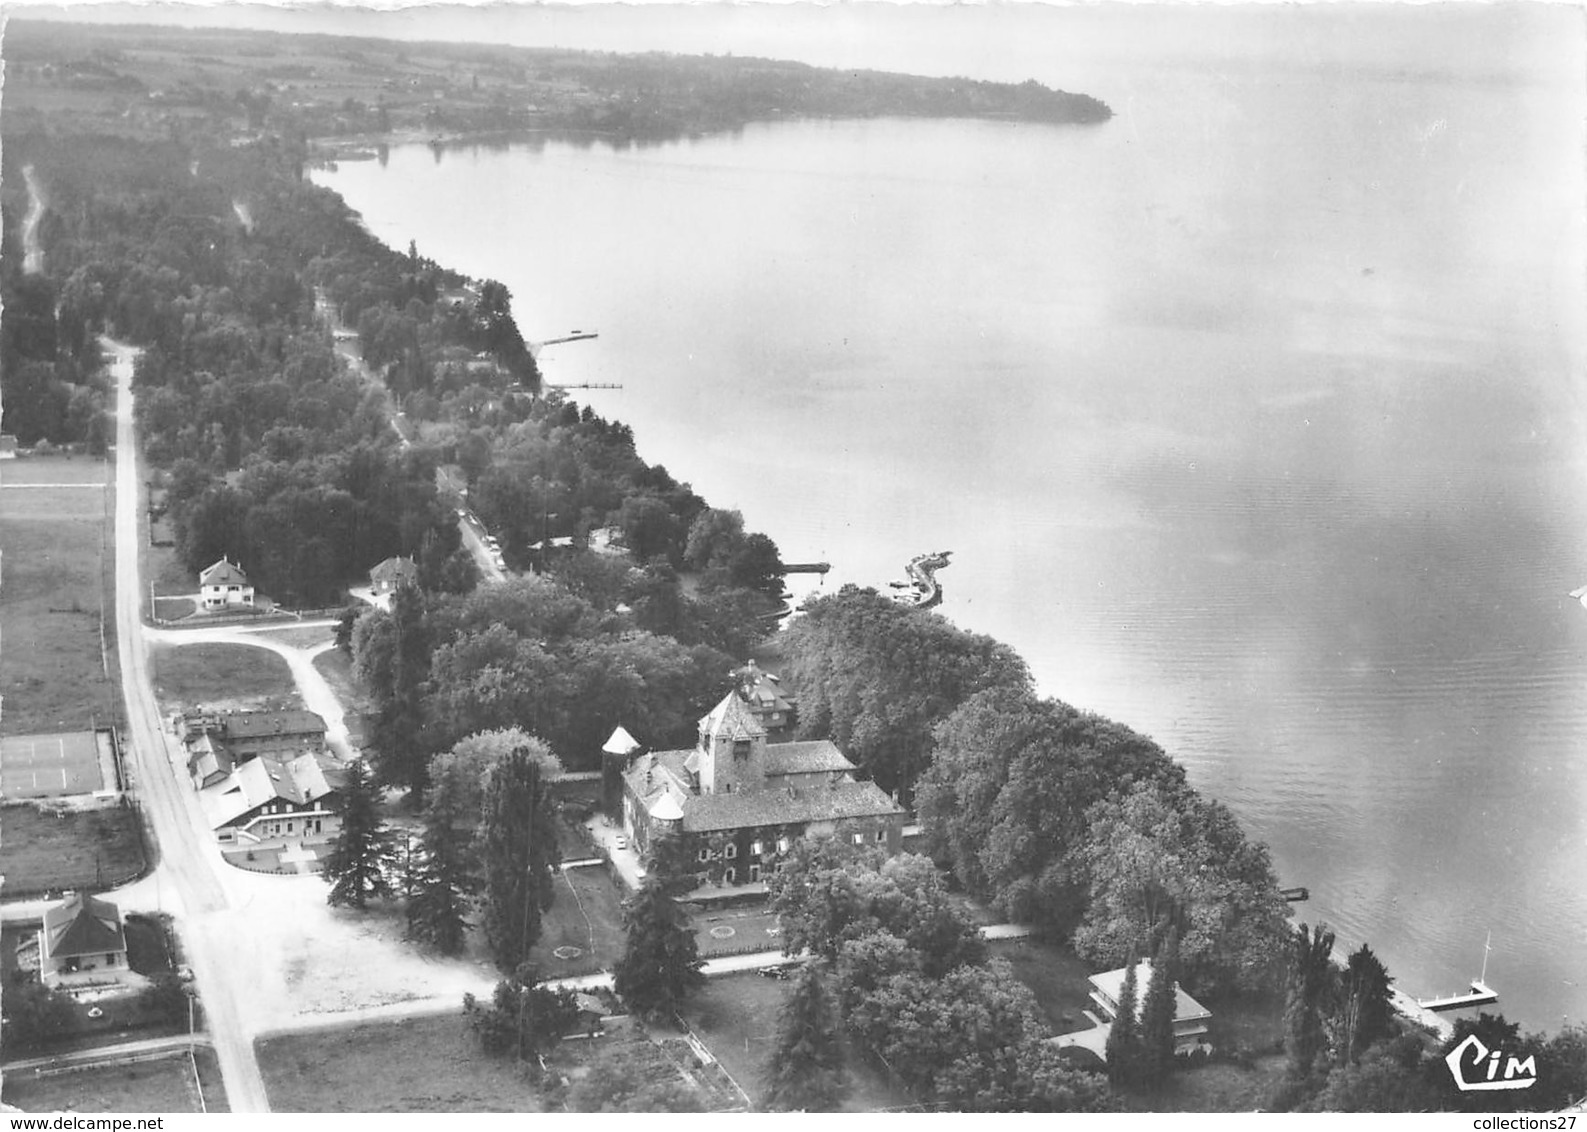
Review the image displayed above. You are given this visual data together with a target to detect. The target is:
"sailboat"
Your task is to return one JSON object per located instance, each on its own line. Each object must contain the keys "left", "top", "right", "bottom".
{"left": 1417, "top": 932, "right": 1500, "bottom": 1013}
{"left": 1571, "top": 585, "right": 1587, "bottom": 609}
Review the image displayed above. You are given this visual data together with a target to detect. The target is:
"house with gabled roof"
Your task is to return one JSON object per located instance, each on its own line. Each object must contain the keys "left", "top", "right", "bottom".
{"left": 200, "top": 751, "right": 339, "bottom": 849}
{"left": 199, "top": 557, "right": 254, "bottom": 610}
{"left": 39, "top": 893, "right": 128, "bottom": 986}
{"left": 369, "top": 555, "right": 419, "bottom": 595}
{"left": 621, "top": 689, "right": 905, "bottom": 890}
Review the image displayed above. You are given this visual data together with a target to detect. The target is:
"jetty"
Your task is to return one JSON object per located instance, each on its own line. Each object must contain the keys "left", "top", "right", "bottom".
{"left": 781, "top": 563, "right": 831, "bottom": 576}
{"left": 890, "top": 551, "right": 952, "bottom": 610}
{"left": 1280, "top": 886, "right": 1310, "bottom": 903}
{"left": 1390, "top": 934, "right": 1500, "bottom": 1040}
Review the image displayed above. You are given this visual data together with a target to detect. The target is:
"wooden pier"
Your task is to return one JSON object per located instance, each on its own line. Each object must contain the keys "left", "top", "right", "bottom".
{"left": 780, "top": 562, "right": 831, "bottom": 575}
{"left": 1417, "top": 981, "right": 1499, "bottom": 1013}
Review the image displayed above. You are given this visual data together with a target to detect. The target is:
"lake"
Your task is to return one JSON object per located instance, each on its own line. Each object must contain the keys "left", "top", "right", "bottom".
{"left": 315, "top": 4, "right": 1587, "bottom": 1032}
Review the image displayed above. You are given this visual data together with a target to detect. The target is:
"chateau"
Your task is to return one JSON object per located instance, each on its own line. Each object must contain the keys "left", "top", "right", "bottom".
{"left": 620, "top": 687, "right": 905, "bottom": 889}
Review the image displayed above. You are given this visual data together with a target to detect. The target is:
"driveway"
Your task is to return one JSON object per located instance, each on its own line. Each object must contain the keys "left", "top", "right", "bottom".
{"left": 146, "top": 620, "right": 351, "bottom": 760}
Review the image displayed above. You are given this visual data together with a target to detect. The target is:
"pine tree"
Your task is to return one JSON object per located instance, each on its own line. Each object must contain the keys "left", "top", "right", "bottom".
{"left": 406, "top": 757, "right": 474, "bottom": 954}
{"left": 612, "top": 877, "right": 704, "bottom": 1021}
{"left": 478, "top": 748, "right": 560, "bottom": 974}
{"left": 324, "top": 758, "right": 398, "bottom": 909}
{"left": 1281, "top": 921, "right": 1339, "bottom": 1104}
{"left": 1138, "top": 926, "right": 1181, "bottom": 1087}
{"left": 763, "top": 962, "right": 847, "bottom": 1112}
{"left": 1104, "top": 960, "right": 1143, "bottom": 1089}
{"left": 1336, "top": 943, "right": 1394, "bottom": 1065}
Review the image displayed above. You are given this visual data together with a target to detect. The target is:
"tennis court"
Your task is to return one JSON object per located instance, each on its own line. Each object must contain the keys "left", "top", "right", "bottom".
{"left": 0, "top": 730, "right": 109, "bottom": 799}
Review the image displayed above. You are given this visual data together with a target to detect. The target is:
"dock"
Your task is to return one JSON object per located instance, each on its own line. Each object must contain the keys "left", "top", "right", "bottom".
{"left": 1280, "top": 886, "right": 1310, "bottom": 903}
{"left": 780, "top": 562, "right": 831, "bottom": 575}
{"left": 1417, "top": 981, "right": 1499, "bottom": 1013}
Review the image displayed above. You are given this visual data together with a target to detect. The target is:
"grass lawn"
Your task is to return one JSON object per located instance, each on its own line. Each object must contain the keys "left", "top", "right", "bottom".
{"left": 150, "top": 642, "right": 301, "bottom": 712}
{"left": 529, "top": 866, "right": 628, "bottom": 979}
{"left": 691, "top": 905, "right": 784, "bottom": 959}
{"left": 682, "top": 972, "right": 914, "bottom": 1112}
{"left": 0, "top": 457, "right": 120, "bottom": 734}
{"left": 2, "top": 1050, "right": 227, "bottom": 1114}
{"left": 0, "top": 803, "right": 146, "bottom": 898}
{"left": 257, "top": 1013, "right": 543, "bottom": 1112}
{"left": 989, "top": 937, "right": 1099, "bottom": 1034}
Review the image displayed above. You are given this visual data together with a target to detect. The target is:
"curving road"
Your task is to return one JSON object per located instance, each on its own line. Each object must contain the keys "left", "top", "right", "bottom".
{"left": 105, "top": 337, "right": 272, "bottom": 1112}
{"left": 21, "top": 165, "right": 45, "bottom": 275}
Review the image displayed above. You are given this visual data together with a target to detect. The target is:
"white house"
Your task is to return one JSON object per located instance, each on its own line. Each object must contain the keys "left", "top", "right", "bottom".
{"left": 199, "top": 557, "right": 254, "bottom": 610}
{"left": 1089, "top": 960, "right": 1214, "bottom": 1055}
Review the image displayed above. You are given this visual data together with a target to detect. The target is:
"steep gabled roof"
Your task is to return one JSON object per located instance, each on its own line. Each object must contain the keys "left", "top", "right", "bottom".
{"left": 369, "top": 556, "right": 418, "bottom": 584}
{"left": 200, "top": 557, "right": 250, "bottom": 586}
{"left": 701, "top": 691, "right": 765, "bottom": 742}
{"left": 201, "top": 752, "right": 336, "bottom": 830}
{"left": 42, "top": 893, "right": 125, "bottom": 960}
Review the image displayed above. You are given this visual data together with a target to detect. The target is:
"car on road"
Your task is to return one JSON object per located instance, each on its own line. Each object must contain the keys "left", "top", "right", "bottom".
{"left": 613, "top": 834, "right": 628, "bottom": 850}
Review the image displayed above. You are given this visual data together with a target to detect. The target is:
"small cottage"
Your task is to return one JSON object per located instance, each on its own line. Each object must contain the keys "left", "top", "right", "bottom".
{"left": 39, "top": 893, "right": 128, "bottom": 986}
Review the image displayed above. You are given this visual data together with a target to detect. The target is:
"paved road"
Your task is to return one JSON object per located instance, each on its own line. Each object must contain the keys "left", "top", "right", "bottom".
{"left": 105, "top": 337, "right": 273, "bottom": 1112}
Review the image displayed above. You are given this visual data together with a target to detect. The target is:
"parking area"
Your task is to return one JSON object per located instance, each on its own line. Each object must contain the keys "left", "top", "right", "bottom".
{"left": 0, "top": 730, "right": 111, "bottom": 799}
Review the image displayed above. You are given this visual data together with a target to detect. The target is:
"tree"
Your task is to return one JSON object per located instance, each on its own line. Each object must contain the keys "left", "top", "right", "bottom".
{"left": 1137, "top": 928, "right": 1180, "bottom": 1087}
{"left": 478, "top": 748, "right": 560, "bottom": 974}
{"left": 406, "top": 752, "right": 475, "bottom": 955}
{"left": 782, "top": 586, "right": 1031, "bottom": 799}
{"left": 1104, "top": 960, "right": 1143, "bottom": 1090}
{"left": 1279, "top": 922, "right": 1339, "bottom": 1105}
{"left": 1306, "top": 1034, "right": 1440, "bottom": 1113}
{"left": 917, "top": 685, "right": 1185, "bottom": 935}
{"left": 1333, "top": 943, "right": 1394, "bottom": 1065}
{"left": 767, "top": 839, "right": 981, "bottom": 976}
{"left": 841, "top": 958, "right": 1110, "bottom": 1111}
{"left": 1074, "top": 781, "right": 1291, "bottom": 997}
{"left": 2, "top": 980, "right": 78, "bottom": 1053}
{"left": 324, "top": 758, "right": 397, "bottom": 909}
{"left": 612, "top": 877, "right": 704, "bottom": 1021}
{"left": 763, "top": 962, "right": 847, "bottom": 1112}
{"left": 462, "top": 965, "right": 578, "bottom": 1060}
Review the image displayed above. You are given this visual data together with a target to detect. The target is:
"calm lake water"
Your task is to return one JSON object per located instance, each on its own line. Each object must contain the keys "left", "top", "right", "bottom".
{"left": 316, "top": 6, "right": 1587, "bottom": 1031}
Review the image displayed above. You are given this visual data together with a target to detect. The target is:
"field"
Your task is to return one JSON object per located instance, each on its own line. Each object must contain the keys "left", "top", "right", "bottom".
{"left": 2, "top": 1049, "right": 228, "bottom": 1114}
{"left": 256, "top": 1014, "right": 543, "bottom": 1112}
{"left": 0, "top": 802, "right": 145, "bottom": 898}
{"left": 682, "top": 972, "right": 913, "bottom": 1112}
{"left": 0, "top": 456, "right": 120, "bottom": 734}
{"left": 149, "top": 642, "right": 301, "bottom": 712}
